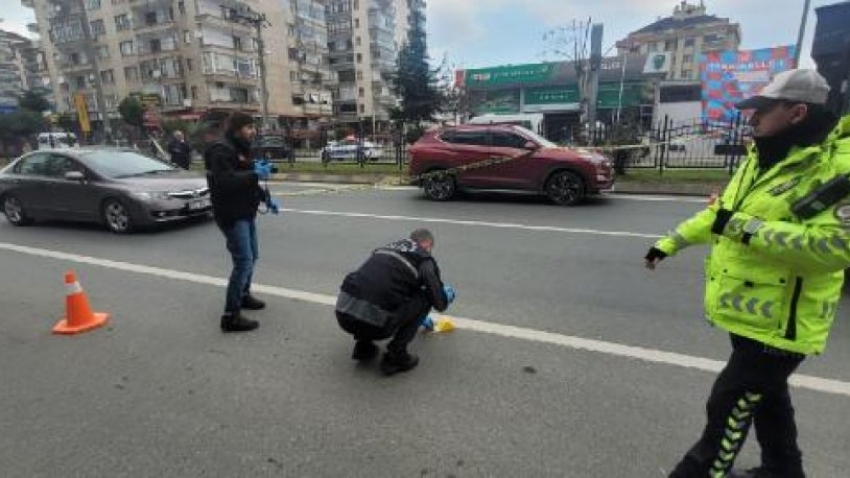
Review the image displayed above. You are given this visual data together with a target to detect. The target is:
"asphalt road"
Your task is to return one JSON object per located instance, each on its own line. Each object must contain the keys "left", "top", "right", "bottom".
{"left": 1, "top": 184, "right": 848, "bottom": 477}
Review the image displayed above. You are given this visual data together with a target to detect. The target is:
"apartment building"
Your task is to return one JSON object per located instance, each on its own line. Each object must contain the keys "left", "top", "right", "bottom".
{"left": 327, "top": 0, "right": 416, "bottom": 130}
{"left": 618, "top": 1, "right": 741, "bottom": 81}
{"left": 0, "top": 29, "right": 45, "bottom": 113}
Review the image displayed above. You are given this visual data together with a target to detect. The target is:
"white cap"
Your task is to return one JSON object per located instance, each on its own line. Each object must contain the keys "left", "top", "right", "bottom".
{"left": 736, "top": 69, "right": 830, "bottom": 110}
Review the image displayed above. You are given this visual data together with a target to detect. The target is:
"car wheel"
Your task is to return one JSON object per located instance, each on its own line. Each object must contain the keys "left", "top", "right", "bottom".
{"left": 423, "top": 170, "right": 456, "bottom": 201}
{"left": 2, "top": 194, "right": 33, "bottom": 226}
{"left": 545, "top": 170, "right": 586, "bottom": 206}
{"left": 102, "top": 198, "right": 133, "bottom": 234}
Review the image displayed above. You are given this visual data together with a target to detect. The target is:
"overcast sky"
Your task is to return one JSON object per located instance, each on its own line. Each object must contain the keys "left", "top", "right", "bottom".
{"left": 2, "top": 0, "right": 834, "bottom": 69}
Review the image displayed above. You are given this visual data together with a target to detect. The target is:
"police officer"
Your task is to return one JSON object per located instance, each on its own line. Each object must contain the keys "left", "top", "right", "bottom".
{"left": 335, "top": 229, "right": 455, "bottom": 376}
{"left": 646, "top": 69, "right": 850, "bottom": 478}
{"left": 205, "top": 112, "right": 278, "bottom": 333}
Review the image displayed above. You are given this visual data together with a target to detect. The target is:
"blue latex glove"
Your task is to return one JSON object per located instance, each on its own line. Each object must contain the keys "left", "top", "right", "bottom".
{"left": 443, "top": 284, "right": 456, "bottom": 304}
{"left": 267, "top": 197, "right": 281, "bottom": 215}
{"left": 421, "top": 315, "right": 435, "bottom": 330}
{"left": 253, "top": 160, "right": 272, "bottom": 180}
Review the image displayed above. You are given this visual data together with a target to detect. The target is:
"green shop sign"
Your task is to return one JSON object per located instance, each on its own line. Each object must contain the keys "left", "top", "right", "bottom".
{"left": 525, "top": 86, "right": 580, "bottom": 105}
{"left": 596, "top": 83, "right": 644, "bottom": 109}
{"left": 465, "top": 63, "right": 557, "bottom": 86}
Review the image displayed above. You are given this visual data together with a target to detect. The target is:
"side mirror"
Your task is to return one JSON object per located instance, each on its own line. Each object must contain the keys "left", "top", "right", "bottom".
{"left": 523, "top": 141, "right": 540, "bottom": 151}
{"left": 65, "top": 171, "right": 85, "bottom": 182}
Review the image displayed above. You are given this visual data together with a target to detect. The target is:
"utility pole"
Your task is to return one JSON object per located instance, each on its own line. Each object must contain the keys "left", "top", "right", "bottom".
{"left": 233, "top": 5, "right": 271, "bottom": 131}
{"left": 794, "top": 0, "right": 812, "bottom": 67}
{"left": 587, "top": 23, "right": 603, "bottom": 130}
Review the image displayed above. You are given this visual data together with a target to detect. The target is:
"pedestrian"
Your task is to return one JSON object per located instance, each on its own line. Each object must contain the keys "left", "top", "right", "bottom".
{"left": 645, "top": 69, "right": 850, "bottom": 478}
{"left": 335, "top": 229, "right": 456, "bottom": 376}
{"left": 167, "top": 129, "right": 193, "bottom": 169}
{"left": 205, "top": 112, "right": 278, "bottom": 333}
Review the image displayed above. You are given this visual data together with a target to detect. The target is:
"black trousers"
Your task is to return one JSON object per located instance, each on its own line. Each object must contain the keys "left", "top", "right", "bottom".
{"left": 336, "top": 293, "right": 431, "bottom": 356}
{"left": 670, "top": 335, "right": 806, "bottom": 478}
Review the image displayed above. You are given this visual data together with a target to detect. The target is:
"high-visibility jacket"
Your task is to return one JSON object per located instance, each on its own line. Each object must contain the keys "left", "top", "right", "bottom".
{"left": 655, "top": 116, "right": 850, "bottom": 355}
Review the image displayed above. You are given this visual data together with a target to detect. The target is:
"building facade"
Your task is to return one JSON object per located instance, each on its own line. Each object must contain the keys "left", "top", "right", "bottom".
{"left": 24, "top": 0, "right": 414, "bottom": 137}
{"left": 617, "top": 0, "right": 740, "bottom": 81}
{"left": 0, "top": 28, "right": 48, "bottom": 113}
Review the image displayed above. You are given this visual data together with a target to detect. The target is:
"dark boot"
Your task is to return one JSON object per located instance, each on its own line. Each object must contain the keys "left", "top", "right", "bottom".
{"left": 241, "top": 294, "right": 266, "bottom": 310}
{"left": 220, "top": 311, "right": 259, "bottom": 333}
{"left": 380, "top": 351, "right": 419, "bottom": 376}
{"left": 727, "top": 468, "right": 780, "bottom": 478}
{"left": 351, "top": 340, "right": 379, "bottom": 361}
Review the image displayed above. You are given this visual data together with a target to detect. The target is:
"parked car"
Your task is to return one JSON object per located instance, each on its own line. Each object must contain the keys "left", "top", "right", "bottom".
{"left": 0, "top": 148, "right": 212, "bottom": 233}
{"left": 321, "top": 139, "right": 384, "bottom": 161}
{"left": 408, "top": 124, "right": 614, "bottom": 205}
{"left": 251, "top": 134, "right": 293, "bottom": 161}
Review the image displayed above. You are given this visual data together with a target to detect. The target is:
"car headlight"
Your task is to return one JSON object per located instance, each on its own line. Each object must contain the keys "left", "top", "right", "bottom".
{"left": 132, "top": 191, "right": 170, "bottom": 201}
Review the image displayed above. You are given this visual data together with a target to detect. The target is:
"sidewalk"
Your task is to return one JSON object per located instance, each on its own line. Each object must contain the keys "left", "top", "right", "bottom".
{"left": 270, "top": 171, "right": 728, "bottom": 197}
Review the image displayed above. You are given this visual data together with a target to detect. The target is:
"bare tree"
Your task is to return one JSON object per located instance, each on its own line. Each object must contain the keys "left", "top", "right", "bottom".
{"left": 542, "top": 19, "right": 593, "bottom": 114}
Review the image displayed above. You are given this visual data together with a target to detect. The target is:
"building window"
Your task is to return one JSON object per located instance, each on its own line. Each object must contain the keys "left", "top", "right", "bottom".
{"left": 356, "top": 53, "right": 362, "bottom": 63}
{"left": 233, "top": 36, "right": 243, "bottom": 51}
{"left": 114, "top": 14, "right": 131, "bottom": 31}
{"left": 178, "top": 1, "right": 185, "bottom": 14}
{"left": 356, "top": 70, "right": 363, "bottom": 80}
{"left": 359, "top": 104, "right": 365, "bottom": 113}
{"left": 665, "top": 40, "right": 677, "bottom": 51}
{"left": 354, "top": 18, "right": 359, "bottom": 28}
{"left": 354, "top": 0, "right": 359, "bottom": 9}
{"left": 355, "top": 36, "right": 361, "bottom": 46}
{"left": 684, "top": 37, "right": 695, "bottom": 47}
{"left": 186, "top": 58, "right": 193, "bottom": 71}
{"left": 290, "top": 71, "right": 297, "bottom": 82}
{"left": 75, "top": 76, "right": 86, "bottom": 89}
{"left": 683, "top": 54, "right": 693, "bottom": 65}
{"left": 85, "top": 0, "right": 101, "bottom": 10}
{"left": 358, "top": 87, "right": 364, "bottom": 97}
{"left": 124, "top": 66, "right": 139, "bottom": 82}
{"left": 96, "top": 45, "right": 110, "bottom": 59}
{"left": 184, "top": 30, "right": 192, "bottom": 44}
{"left": 100, "top": 69, "right": 114, "bottom": 84}
{"left": 119, "top": 41, "right": 134, "bottom": 56}
{"left": 90, "top": 20, "right": 106, "bottom": 37}
{"left": 149, "top": 39, "right": 161, "bottom": 53}
{"left": 191, "top": 85, "right": 197, "bottom": 99}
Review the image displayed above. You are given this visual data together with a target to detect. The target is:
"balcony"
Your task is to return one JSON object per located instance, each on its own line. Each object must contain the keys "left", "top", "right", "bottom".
{"left": 133, "top": 16, "right": 177, "bottom": 34}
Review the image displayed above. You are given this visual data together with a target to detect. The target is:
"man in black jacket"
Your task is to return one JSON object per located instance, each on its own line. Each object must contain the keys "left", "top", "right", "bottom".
{"left": 336, "top": 229, "right": 455, "bottom": 376}
{"left": 205, "top": 112, "right": 273, "bottom": 333}
{"left": 167, "top": 130, "right": 193, "bottom": 169}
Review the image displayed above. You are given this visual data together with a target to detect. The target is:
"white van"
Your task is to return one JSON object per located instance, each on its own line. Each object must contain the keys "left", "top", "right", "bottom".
{"left": 37, "top": 132, "right": 78, "bottom": 150}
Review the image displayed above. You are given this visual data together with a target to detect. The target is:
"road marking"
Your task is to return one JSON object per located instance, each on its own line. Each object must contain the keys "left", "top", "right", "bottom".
{"left": 604, "top": 194, "right": 708, "bottom": 203}
{"left": 1, "top": 241, "right": 848, "bottom": 398}
{"left": 280, "top": 208, "right": 664, "bottom": 239}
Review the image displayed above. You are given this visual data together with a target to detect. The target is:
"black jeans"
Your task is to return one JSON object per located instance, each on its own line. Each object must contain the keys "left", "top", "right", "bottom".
{"left": 670, "top": 335, "right": 806, "bottom": 478}
{"left": 336, "top": 293, "right": 431, "bottom": 356}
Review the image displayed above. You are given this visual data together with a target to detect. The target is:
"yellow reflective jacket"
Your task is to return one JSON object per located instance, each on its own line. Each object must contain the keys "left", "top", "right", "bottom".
{"left": 655, "top": 116, "right": 850, "bottom": 355}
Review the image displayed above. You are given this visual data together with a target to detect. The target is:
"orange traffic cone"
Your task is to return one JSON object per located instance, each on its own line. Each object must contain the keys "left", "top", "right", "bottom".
{"left": 52, "top": 271, "right": 110, "bottom": 335}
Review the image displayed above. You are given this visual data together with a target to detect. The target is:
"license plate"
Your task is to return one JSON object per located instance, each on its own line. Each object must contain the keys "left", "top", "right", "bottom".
{"left": 187, "top": 199, "right": 211, "bottom": 210}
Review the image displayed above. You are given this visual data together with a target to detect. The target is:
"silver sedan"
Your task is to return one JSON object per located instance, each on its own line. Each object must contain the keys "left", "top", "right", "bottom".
{"left": 0, "top": 148, "right": 212, "bottom": 233}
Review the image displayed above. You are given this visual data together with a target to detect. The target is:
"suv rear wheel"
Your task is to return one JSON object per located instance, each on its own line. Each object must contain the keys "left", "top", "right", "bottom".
{"left": 545, "top": 170, "right": 586, "bottom": 206}
{"left": 422, "top": 170, "right": 456, "bottom": 201}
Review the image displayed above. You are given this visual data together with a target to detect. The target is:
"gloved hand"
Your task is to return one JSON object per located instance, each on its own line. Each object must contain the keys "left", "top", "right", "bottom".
{"left": 443, "top": 284, "right": 456, "bottom": 304}
{"left": 266, "top": 197, "right": 281, "bottom": 215}
{"left": 644, "top": 247, "right": 667, "bottom": 270}
{"left": 253, "top": 159, "right": 273, "bottom": 180}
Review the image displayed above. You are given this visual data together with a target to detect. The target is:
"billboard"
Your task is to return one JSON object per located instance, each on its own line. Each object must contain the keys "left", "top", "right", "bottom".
{"left": 701, "top": 46, "right": 797, "bottom": 122}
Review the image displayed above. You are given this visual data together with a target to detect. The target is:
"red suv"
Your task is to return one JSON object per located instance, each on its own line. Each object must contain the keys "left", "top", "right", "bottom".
{"left": 409, "top": 124, "right": 614, "bottom": 205}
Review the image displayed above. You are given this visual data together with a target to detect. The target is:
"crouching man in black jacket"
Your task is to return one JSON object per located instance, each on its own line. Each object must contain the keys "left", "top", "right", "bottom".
{"left": 205, "top": 112, "right": 273, "bottom": 333}
{"left": 336, "top": 229, "right": 455, "bottom": 376}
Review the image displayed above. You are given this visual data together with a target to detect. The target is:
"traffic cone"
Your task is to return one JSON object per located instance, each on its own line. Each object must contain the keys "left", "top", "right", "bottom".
{"left": 52, "top": 271, "right": 110, "bottom": 335}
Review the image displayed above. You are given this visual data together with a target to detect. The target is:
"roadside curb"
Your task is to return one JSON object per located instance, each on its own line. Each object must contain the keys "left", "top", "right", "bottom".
{"left": 270, "top": 172, "right": 728, "bottom": 197}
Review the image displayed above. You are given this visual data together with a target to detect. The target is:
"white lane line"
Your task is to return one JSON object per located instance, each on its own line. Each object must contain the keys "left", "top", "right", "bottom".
{"left": 604, "top": 194, "right": 708, "bottom": 203}
{"left": 1, "top": 241, "right": 848, "bottom": 398}
{"left": 280, "top": 208, "right": 663, "bottom": 239}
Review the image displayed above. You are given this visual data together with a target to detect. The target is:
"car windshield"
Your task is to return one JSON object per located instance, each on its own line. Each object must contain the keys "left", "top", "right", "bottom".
{"left": 513, "top": 126, "right": 558, "bottom": 148}
{"left": 79, "top": 150, "right": 177, "bottom": 178}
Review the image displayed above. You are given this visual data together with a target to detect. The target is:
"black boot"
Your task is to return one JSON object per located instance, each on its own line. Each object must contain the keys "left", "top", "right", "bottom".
{"left": 220, "top": 311, "right": 259, "bottom": 333}
{"left": 728, "top": 468, "right": 777, "bottom": 478}
{"left": 380, "top": 351, "right": 419, "bottom": 376}
{"left": 241, "top": 294, "right": 266, "bottom": 310}
{"left": 352, "top": 340, "right": 379, "bottom": 361}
